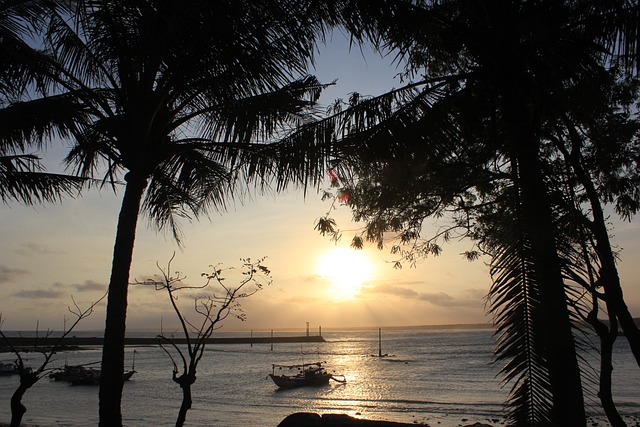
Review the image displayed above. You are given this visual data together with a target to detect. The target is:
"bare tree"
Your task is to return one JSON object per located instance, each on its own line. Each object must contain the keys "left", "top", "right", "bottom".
{"left": 0, "top": 294, "right": 106, "bottom": 427}
{"left": 137, "top": 254, "right": 271, "bottom": 427}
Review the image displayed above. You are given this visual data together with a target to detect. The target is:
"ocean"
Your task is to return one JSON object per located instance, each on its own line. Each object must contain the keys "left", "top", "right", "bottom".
{"left": 1, "top": 327, "right": 639, "bottom": 426}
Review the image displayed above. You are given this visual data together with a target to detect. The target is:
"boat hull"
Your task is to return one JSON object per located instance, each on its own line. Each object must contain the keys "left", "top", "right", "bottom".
{"left": 50, "top": 365, "right": 135, "bottom": 385}
{"left": 269, "top": 373, "right": 331, "bottom": 388}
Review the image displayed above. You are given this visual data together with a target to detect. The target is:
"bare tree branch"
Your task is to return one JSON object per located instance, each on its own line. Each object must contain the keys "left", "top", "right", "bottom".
{"left": 134, "top": 254, "right": 271, "bottom": 427}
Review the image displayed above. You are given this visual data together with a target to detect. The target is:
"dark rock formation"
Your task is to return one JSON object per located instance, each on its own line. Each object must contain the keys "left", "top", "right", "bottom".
{"left": 277, "top": 413, "right": 423, "bottom": 426}
{"left": 277, "top": 413, "right": 496, "bottom": 427}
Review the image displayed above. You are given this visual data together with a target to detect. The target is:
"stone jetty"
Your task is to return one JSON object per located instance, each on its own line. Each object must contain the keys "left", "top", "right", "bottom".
{"left": 1, "top": 334, "right": 325, "bottom": 351}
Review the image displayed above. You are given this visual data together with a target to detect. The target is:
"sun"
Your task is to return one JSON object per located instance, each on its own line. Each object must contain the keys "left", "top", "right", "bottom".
{"left": 316, "top": 246, "right": 375, "bottom": 300}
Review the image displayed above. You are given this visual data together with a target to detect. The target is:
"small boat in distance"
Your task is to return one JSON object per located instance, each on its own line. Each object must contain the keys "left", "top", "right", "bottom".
{"left": 0, "top": 361, "right": 17, "bottom": 375}
{"left": 269, "top": 361, "right": 345, "bottom": 389}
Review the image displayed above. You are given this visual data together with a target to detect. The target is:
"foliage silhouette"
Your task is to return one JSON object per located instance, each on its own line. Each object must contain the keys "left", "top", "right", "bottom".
{"left": 299, "top": 1, "right": 640, "bottom": 425}
{"left": 137, "top": 254, "right": 271, "bottom": 427}
{"left": 0, "top": 0, "right": 85, "bottom": 206}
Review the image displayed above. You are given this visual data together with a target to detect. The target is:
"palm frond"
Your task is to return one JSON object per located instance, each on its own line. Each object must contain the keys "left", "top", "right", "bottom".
{"left": 0, "top": 34, "right": 52, "bottom": 96}
{"left": 143, "top": 150, "right": 233, "bottom": 244}
{"left": 195, "top": 75, "right": 328, "bottom": 146}
{"left": 267, "top": 74, "right": 465, "bottom": 193}
{"left": 577, "top": 0, "right": 640, "bottom": 73}
{"left": 0, "top": 153, "right": 84, "bottom": 205}
{"left": 0, "top": 1, "right": 79, "bottom": 97}
{"left": 486, "top": 187, "right": 554, "bottom": 426}
{"left": 0, "top": 94, "right": 87, "bottom": 152}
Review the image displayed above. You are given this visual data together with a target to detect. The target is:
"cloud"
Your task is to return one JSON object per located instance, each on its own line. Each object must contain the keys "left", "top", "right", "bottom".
{"left": 71, "top": 280, "right": 106, "bottom": 292}
{"left": 13, "top": 289, "right": 64, "bottom": 299}
{"left": 418, "top": 292, "right": 455, "bottom": 305}
{"left": 0, "top": 265, "right": 29, "bottom": 283}
{"left": 465, "top": 288, "right": 488, "bottom": 300}
{"left": 367, "top": 283, "right": 420, "bottom": 298}
{"left": 364, "top": 283, "right": 481, "bottom": 308}
{"left": 15, "top": 243, "right": 65, "bottom": 256}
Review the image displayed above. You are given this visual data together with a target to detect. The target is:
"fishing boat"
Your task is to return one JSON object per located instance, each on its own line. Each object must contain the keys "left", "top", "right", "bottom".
{"left": 71, "top": 367, "right": 137, "bottom": 385}
{"left": 0, "top": 361, "right": 17, "bottom": 375}
{"left": 269, "top": 361, "right": 345, "bottom": 389}
{"left": 50, "top": 364, "right": 136, "bottom": 385}
{"left": 69, "top": 367, "right": 101, "bottom": 385}
{"left": 49, "top": 363, "right": 93, "bottom": 382}
{"left": 51, "top": 350, "right": 137, "bottom": 385}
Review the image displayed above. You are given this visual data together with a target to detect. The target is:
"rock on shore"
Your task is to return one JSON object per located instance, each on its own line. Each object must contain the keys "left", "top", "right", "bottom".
{"left": 277, "top": 413, "right": 494, "bottom": 426}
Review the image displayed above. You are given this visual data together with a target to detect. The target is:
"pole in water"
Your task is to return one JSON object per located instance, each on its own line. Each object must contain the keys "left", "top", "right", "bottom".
{"left": 270, "top": 329, "right": 273, "bottom": 351}
{"left": 379, "top": 328, "right": 382, "bottom": 357}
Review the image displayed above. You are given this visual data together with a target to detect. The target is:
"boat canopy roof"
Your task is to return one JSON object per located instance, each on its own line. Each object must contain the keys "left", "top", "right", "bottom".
{"left": 272, "top": 361, "right": 326, "bottom": 369}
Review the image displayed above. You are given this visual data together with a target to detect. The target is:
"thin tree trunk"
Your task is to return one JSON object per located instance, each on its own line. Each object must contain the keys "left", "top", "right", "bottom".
{"left": 10, "top": 372, "right": 37, "bottom": 427}
{"left": 502, "top": 75, "right": 586, "bottom": 425}
{"left": 563, "top": 126, "right": 640, "bottom": 366}
{"left": 176, "top": 384, "right": 193, "bottom": 427}
{"left": 10, "top": 384, "right": 28, "bottom": 427}
{"left": 591, "top": 207, "right": 640, "bottom": 366}
{"left": 591, "top": 220, "right": 640, "bottom": 366}
{"left": 588, "top": 313, "right": 627, "bottom": 427}
{"left": 174, "top": 372, "right": 196, "bottom": 427}
{"left": 99, "top": 172, "right": 147, "bottom": 427}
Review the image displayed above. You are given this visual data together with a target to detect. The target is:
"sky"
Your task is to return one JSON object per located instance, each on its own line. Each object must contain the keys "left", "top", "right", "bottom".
{"left": 1, "top": 32, "right": 639, "bottom": 333}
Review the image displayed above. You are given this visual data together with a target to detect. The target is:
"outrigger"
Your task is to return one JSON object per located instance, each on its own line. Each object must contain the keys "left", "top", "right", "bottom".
{"left": 269, "top": 361, "right": 346, "bottom": 389}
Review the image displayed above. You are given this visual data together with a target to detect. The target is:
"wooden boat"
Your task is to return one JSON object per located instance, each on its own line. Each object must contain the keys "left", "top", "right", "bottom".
{"left": 68, "top": 368, "right": 135, "bottom": 385}
{"left": 50, "top": 363, "right": 135, "bottom": 385}
{"left": 49, "top": 364, "right": 91, "bottom": 381}
{"left": 70, "top": 367, "right": 101, "bottom": 385}
{"left": 51, "top": 350, "right": 136, "bottom": 385}
{"left": 269, "top": 361, "right": 345, "bottom": 389}
{"left": 0, "top": 361, "right": 17, "bottom": 375}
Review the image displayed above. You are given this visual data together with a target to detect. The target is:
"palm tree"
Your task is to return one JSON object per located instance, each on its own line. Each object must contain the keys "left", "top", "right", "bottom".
{"left": 292, "top": 0, "right": 639, "bottom": 424}
{"left": 4, "top": 1, "right": 334, "bottom": 424}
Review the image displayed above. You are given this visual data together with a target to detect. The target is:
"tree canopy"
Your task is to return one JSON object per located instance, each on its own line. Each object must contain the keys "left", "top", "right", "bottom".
{"left": 304, "top": 1, "right": 640, "bottom": 424}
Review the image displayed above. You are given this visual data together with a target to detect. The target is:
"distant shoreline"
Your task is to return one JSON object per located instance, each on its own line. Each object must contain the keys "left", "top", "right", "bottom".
{"left": 123, "top": 323, "right": 496, "bottom": 334}
{"left": 1, "top": 323, "right": 495, "bottom": 335}
{"left": 0, "top": 335, "right": 325, "bottom": 352}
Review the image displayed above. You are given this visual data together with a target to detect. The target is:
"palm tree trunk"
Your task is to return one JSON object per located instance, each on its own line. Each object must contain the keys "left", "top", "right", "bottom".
{"left": 99, "top": 172, "right": 147, "bottom": 427}
{"left": 502, "top": 77, "right": 586, "bottom": 425}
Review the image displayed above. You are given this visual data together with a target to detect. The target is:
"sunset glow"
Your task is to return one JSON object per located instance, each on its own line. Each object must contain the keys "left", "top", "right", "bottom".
{"left": 316, "top": 246, "right": 375, "bottom": 301}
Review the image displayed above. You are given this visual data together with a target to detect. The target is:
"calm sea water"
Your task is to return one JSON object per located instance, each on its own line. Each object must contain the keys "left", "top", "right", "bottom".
{"left": 1, "top": 328, "right": 639, "bottom": 426}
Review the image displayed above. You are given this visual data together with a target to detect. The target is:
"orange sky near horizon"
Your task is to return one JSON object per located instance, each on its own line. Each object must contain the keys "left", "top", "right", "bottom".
{"left": 1, "top": 32, "right": 639, "bottom": 333}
